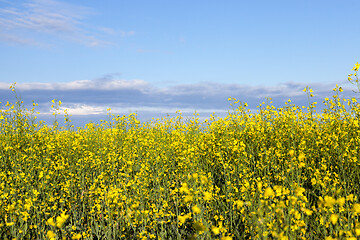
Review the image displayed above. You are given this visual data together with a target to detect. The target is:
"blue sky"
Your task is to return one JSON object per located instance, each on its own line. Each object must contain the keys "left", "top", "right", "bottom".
{"left": 1, "top": 0, "right": 360, "bottom": 125}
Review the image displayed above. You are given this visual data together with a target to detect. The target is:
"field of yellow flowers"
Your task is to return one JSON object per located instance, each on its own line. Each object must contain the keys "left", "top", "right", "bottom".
{"left": 1, "top": 65, "right": 360, "bottom": 240}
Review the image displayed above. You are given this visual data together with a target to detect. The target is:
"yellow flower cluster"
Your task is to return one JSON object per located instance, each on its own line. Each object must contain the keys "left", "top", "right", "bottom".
{"left": 1, "top": 64, "right": 360, "bottom": 239}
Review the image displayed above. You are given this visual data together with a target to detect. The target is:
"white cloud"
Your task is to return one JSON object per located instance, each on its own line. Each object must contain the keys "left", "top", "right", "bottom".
{"left": 0, "top": 32, "right": 43, "bottom": 46}
{"left": 0, "top": 79, "right": 151, "bottom": 91}
{"left": 120, "top": 30, "right": 135, "bottom": 37}
{"left": 2, "top": 78, "right": 358, "bottom": 126}
{"left": 109, "top": 106, "right": 229, "bottom": 115}
{"left": 58, "top": 104, "right": 105, "bottom": 115}
{"left": 99, "top": 27, "right": 117, "bottom": 35}
{"left": 2, "top": 78, "right": 355, "bottom": 100}
{"left": 59, "top": 79, "right": 150, "bottom": 91}
{"left": 0, "top": 0, "right": 123, "bottom": 47}
{"left": 2, "top": 78, "right": 358, "bottom": 116}
{"left": 156, "top": 81, "right": 332, "bottom": 98}
{"left": 98, "top": 28, "right": 135, "bottom": 38}
{"left": 47, "top": 103, "right": 230, "bottom": 121}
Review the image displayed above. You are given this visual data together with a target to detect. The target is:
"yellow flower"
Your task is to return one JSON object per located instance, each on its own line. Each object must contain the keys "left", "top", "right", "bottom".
{"left": 221, "top": 236, "right": 233, "bottom": 240}
{"left": 324, "top": 196, "right": 336, "bottom": 208}
{"left": 192, "top": 205, "right": 201, "bottom": 214}
{"left": 56, "top": 212, "right": 69, "bottom": 228}
{"left": 178, "top": 215, "right": 187, "bottom": 224}
{"left": 72, "top": 233, "right": 82, "bottom": 240}
{"left": 211, "top": 226, "right": 220, "bottom": 235}
{"left": 288, "top": 150, "right": 295, "bottom": 157}
{"left": 235, "top": 200, "right": 244, "bottom": 210}
{"left": 20, "top": 211, "right": 30, "bottom": 221}
{"left": 347, "top": 194, "right": 354, "bottom": 202}
{"left": 337, "top": 197, "right": 345, "bottom": 207}
{"left": 5, "top": 222, "right": 15, "bottom": 227}
{"left": 298, "top": 152, "right": 305, "bottom": 161}
{"left": 325, "top": 237, "right": 337, "bottom": 240}
{"left": 301, "top": 207, "right": 313, "bottom": 216}
{"left": 294, "top": 187, "right": 305, "bottom": 196}
{"left": 298, "top": 162, "right": 306, "bottom": 168}
{"left": 352, "top": 62, "right": 360, "bottom": 71}
{"left": 200, "top": 175, "right": 208, "bottom": 184}
{"left": 179, "top": 183, "right": 189, "bottom": 194}
{"left": 184, "top": 194, "right": 193, "bottom": 203}
{"left": 330, "top": 214, "right": 338, "bottom": 224}
{"left": 178, "top": 213, "right": 191, "bottom": 224}
{"left": 47, "top": 230, "right": 56, "bottom": 240}
{"left": 264, "top": 187, "right": 274, "bottom": 198}
{"left": 353, "top": 203, "right": 360, "bottom": 214}
{"left": 47, "top": 217, "right": 56, "bottom": 227}
{"left": 203, "top": 192, "right": 212, "bottom": 201}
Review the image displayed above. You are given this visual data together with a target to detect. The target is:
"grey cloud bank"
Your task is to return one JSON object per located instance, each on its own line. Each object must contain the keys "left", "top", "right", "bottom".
{"left": 0, "top": 79, "right": 357, "bottom": 127}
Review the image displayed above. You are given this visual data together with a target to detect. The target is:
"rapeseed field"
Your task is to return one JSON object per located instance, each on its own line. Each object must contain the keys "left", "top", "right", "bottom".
{"left": 1, "top": 64, "right": 360, "bottom": 239}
